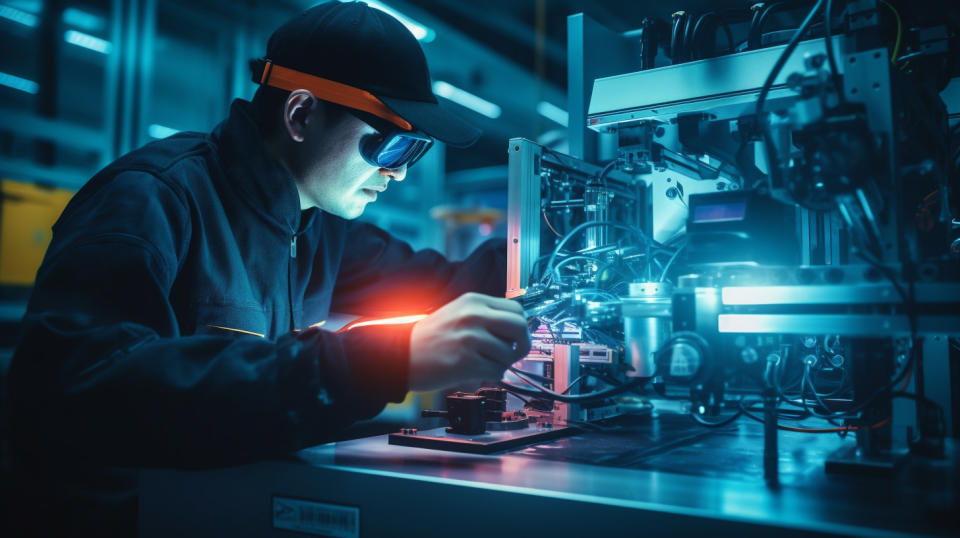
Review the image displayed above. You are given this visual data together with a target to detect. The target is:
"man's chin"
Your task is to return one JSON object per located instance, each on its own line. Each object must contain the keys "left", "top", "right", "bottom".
{"left": 317, "top": 202, "right": 365, "bottom": 220}
{"left": 341, "top": 202, "right": 369, "bottom": 220}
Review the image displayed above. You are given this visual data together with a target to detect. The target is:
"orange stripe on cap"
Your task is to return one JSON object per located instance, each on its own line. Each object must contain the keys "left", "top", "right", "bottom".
{"left": 260, "top": 61, "right": 412, "bottom": 131}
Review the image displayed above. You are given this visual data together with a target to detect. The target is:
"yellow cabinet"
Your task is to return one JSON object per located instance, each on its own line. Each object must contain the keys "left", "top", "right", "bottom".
{"left": 0, "top": 179, "right": 75, "bottom": 286}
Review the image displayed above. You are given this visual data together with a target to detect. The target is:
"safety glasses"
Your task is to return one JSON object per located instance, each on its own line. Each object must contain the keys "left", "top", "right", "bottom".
{"left": 358, "top": 130, "right": 434, "bottom": 169}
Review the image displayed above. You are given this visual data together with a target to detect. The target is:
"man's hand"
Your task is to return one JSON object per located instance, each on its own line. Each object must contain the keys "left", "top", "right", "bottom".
{"left": 408, "top": 292, "right": 531, "bottom": 392}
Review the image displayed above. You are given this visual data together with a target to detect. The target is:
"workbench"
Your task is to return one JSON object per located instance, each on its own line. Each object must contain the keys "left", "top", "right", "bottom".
{"left": 139, "top": 410, "right": 959, "bottom": 537}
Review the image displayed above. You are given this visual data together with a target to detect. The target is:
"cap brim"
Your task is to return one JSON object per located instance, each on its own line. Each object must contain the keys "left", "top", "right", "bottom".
{"left": 380, "top": 96, "right": 482, "bottom": 148}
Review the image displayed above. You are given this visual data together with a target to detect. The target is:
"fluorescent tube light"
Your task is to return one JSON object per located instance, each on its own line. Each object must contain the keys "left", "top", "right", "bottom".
{"left": 537, "top": 101, "right": 568, "bottom": 127}
{"left": 63, "top": 7, "right": 105, "bottom": 31}
{"left": 0, "top": 5, "right": 38, "bottom": 27}
{"left": 365, "top": 1, "right": 435, "bottom": 42}
{"left": 0, "top": 71, "right": 38, "bottom": 94}
{"left": 432, "top": 81, "right": 501, "bottom": 119}
{"left": 64, "top": 30, "right": 112, "bottom": 54}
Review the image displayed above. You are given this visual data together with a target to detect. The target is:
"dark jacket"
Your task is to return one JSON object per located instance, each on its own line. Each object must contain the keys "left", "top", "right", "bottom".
{"left": 8, "top": 99, "right": 506, "bottom": 470}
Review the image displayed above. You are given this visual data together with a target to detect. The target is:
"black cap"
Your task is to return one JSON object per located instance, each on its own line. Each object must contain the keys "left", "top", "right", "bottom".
{"left": 262, "top": 1, "right": 481, "bottom": 148}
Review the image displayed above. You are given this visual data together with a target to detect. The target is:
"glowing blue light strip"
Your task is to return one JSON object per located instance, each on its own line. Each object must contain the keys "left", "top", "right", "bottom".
{"left": 64, "top": 29, "right": 112, "bottom": 54}
{"left": 148, "top": 124, "right": 180, "bottom": 139}
{"left": 0, "top": 5, "right": 38, "bottom": 26}
{"left": 0, "top": 70, "right": 38, "bottom": 94}
{"left": 62, "top": 7, "right": 105, "bottom": 31}
{"left": 537, "top": 101, "right": 568, "bottom": 127}
{"left": 364, "top": 1, "right": 435, "bottom": 42}
{"left": 432, "top": 81, "right": 501, "bottom": 119}
{"left": 6, "top": 0, "right": 41, "bottom": 12}
{"left": 721, "top": 285, "right": 899, "bottom": 305}
{"left": 717, "top": 314, "right": 909, "bottom": 334}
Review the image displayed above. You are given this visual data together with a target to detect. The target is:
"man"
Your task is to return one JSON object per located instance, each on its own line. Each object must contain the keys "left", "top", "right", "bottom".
{"left": 5, "top": 1, "right": 529, "bottom": 534}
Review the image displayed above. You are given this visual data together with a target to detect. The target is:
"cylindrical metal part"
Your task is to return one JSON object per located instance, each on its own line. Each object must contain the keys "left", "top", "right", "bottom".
{"left": 584, "top": 186, "right": 609, "bottom": 250}
{"left": 622, "top": 281, "right": 673, "bottom": 378}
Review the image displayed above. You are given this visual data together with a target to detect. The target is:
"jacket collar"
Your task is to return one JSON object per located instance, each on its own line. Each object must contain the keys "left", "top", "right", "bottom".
{"left": 212, "top": 99, "right": 303, "bottom": 233}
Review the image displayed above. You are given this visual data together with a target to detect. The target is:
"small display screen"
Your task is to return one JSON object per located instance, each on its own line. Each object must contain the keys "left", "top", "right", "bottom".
{"left": 692, "top": 200, "right": 747, "bottom": 223}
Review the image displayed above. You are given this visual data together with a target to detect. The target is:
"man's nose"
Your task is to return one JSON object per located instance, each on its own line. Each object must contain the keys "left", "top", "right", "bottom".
{"left": 379, "top": 164, "right": 407, "bottom": 182}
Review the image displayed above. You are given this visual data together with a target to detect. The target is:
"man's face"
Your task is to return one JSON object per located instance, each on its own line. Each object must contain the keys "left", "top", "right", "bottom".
{"left": 291, "top": 107, "right": 407, "bottom": 219}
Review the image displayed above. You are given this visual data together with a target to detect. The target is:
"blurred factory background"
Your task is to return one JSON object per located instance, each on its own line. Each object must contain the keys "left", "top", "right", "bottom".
{"left": 0, "top": 0, "right": 653, "bottom": 326}
{"left": 0, "top": 0, "right": 737, "bottom": 430}
{"left": 0, "top": 2, "right": 744, "bottom": 361}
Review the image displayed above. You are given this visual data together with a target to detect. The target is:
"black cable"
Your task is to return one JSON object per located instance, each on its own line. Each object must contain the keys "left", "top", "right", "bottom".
{"left": 749, "top": 5, "right": 765, "bottom": 49}
{"left": 682, "top": 12, "right": 695, "bottom": 61}
{"left": 738, "top": 401, "right": 849, "bottom": 437}
{"left": 756, "top": 2, "right": 782, "bottom": 42}
{"left": 549, "top": 255, "right": 603, "bottom": 284}
{"left": 595, "top": 159, "right": 617, "bottom": 187}
{"left": 691, "top": 397, "right": 832, "bottom": 429}
{"left": 691, "top": 14, "right": 709, "bottom": 58}
{"left": 756, "top": 0, "right": 825, "bottom": 193}
{"left": 508, "top": 368, "right": 552, "bottom": 384}
{"left": 806, "top": 362, "right": 849, "bottom": 399}
{"left": 755, "top": 0, "right": 826, "bottom": 119}
{"left": 837, "top": 250, "right": 918, "bottom": 418}
{"left": 670, "top": 14, "right": 682, "bottom": 62}
{"left": 562, "top": 375, "right": 588, "bottom": 394}
{"left": 824, "top": 0, "right": 846, "bottom": 102}
{"left": 505, "top": 365, "right": 643, "bottom": 398}
{"left": 692, "top": 12, "right": 734, "bottom": 58}
{"left": 751, "top": 1, "right": 788, "bottom": 49}
{"left": 801, "top": 365, "right": 848, "bottom": 426}
{"left": 891, "top": 391, "right": 947, "bottom": 437}
{"left": 542, "top": 221, "right": 657, "bottom": 285}
{"left": 500, "top": 370, "right": 647, "bottom": 404}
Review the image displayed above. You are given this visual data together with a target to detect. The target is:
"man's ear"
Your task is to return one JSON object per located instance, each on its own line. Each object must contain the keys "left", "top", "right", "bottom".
{"left": 282, "top": 89, "right": 321, "bottom": 142}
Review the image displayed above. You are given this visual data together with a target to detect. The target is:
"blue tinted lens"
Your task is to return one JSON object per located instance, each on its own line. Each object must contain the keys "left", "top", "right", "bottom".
{"left": 360, "top": 133, "right": 432, "bottom": 169}
{"left": 377, "top": 136, "right": 416, "bottom": 168}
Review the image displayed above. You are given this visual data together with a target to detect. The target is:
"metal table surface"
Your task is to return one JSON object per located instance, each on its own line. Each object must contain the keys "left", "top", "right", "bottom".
{"left": 139, "top": 411, "right": 959, "bottom": 537}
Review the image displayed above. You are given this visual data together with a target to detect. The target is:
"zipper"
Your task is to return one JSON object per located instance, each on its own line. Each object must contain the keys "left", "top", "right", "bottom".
{"left": 288, "top": 232, "right": 297, "bottom": 331}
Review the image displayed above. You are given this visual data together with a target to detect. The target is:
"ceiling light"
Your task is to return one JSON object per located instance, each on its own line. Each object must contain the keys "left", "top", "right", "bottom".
{"left": 432, "top": 81, "right": 501, "bottom": 119}
{"left": 0, "top": 5, "right": 38, "bottom": 27}
{"left": 64, "top": 30, "right": 112, "bottom": 54}
{"left": 63, "top": 7, "right": 106, "bottom": 32}
{"left": 0, "top": 71, "right": 38, "bottom": 94}
{"left": 364, "top": 1, "right": 435, "bottom": 42}
{"left": 537, "top": 101, "right": 568, "bottom": 127}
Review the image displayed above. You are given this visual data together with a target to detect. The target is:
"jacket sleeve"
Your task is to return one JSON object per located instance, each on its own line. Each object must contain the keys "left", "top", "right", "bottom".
{"left": 8, "top": 171, "right": 408, "bottom": 469}
{"left": 330, "top": 220, "right": 508, "bottom": 316}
